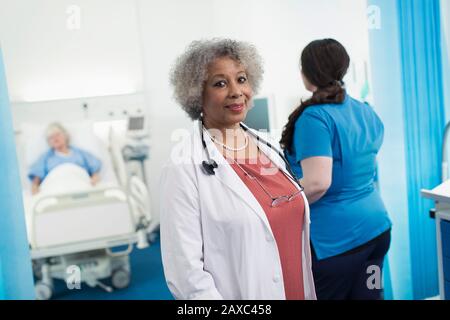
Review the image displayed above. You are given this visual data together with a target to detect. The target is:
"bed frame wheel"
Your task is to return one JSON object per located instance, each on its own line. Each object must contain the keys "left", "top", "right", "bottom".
{"left": 111, "top": 269, "right": 130, "bottom": 289}
{"left": 35, "top": 282, "right": 53, "bottom": 300}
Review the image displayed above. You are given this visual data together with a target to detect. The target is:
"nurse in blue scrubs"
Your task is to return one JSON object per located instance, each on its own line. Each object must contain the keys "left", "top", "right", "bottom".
{"left": 280, "top": 39, "right": 392, "bottom": 300}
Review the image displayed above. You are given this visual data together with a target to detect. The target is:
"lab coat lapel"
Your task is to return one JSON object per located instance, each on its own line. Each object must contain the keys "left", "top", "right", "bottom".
{"left": 193, "top": 123, "right": 272, "bottom": 231}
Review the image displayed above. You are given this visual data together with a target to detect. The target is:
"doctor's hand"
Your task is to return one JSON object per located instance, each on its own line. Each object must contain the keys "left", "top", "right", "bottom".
{"left": 90, "top": 173, "right": 100, "bottom": 186}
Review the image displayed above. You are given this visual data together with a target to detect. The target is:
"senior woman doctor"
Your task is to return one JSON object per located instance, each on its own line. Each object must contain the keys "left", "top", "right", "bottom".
{"left": 160, "top": 39, "right": 316, "bottom": 300}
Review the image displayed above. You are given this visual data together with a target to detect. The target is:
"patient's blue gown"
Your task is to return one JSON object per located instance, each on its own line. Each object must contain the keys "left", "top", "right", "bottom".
{"left": 28, "top": 146, "right": 101, "bottom": 181}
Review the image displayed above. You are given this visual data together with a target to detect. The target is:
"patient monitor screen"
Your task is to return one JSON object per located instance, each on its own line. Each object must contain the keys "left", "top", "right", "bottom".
{"left": 128, "top": 116, "right": 145, "bottom": 131}
{"left": 244, "top": 97, "right": 271, "bottom": 132}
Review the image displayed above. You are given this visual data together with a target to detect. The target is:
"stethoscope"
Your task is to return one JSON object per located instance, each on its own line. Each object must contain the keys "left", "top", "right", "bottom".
{"left": 199, "top": 119, "right": 304, "bottom": 191}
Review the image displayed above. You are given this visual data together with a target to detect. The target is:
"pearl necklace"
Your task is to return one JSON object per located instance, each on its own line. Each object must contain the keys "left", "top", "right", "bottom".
{"left": 203, "top": 127, "right": 249, "bottom": 151}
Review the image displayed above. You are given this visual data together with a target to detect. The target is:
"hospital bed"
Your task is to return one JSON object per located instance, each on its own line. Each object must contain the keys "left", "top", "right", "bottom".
{"left": 16, "top": 121, "right": 153, "bottom": 300}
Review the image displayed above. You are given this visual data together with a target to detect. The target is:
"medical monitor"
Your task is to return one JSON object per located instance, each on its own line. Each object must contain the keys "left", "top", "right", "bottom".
{"left": 244, "top": 97, "right": 271, "bottom": 132}
{"left": 128, "top": 116, "right": 145, "bottom": 131}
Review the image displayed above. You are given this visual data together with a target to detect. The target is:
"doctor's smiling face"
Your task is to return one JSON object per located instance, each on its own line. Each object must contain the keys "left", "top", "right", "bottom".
{"left": 202, "top": 57, "right": 253, "bottom": 131}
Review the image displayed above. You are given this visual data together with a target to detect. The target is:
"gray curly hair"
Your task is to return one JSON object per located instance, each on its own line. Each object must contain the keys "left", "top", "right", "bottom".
{"left": 46, "top": 122, "right": 70, "bottom": 144}
{"left": 170, "top": 38, "right": 264, "bottom": 120}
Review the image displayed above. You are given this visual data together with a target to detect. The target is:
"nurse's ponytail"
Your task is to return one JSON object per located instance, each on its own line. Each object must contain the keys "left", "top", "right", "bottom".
{"left": 280, "top": 39, "right": 350, "bottom": 153}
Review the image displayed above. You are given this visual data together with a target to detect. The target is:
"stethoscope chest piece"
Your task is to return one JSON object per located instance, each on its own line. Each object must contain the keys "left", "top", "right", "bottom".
{"left": 202, "top": 160, "right": 218, "bottom": 175}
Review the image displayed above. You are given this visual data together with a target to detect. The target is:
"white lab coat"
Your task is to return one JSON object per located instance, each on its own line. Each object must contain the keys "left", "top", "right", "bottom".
{"left": 160, "top": 121, "right": 316, "bottom": 300}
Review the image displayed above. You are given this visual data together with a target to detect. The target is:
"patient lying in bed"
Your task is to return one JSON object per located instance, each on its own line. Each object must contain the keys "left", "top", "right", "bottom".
{"left": 28, "top": 122, "right": 102, "bottom": 195}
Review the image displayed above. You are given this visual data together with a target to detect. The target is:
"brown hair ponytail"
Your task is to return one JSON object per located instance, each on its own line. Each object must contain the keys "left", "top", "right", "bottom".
{"left": 280, "top": 39, "right": 350, "bottom": 152}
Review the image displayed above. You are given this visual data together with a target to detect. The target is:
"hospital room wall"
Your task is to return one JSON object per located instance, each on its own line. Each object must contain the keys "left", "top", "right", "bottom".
{"left": 135, "top": 0, "right": 372, "bottom": 226}
{"left": 0, "top": 0, "right": 144, "bottom": 102}
{"left": 0, "top": 0, "right": 146, "bottom": 128}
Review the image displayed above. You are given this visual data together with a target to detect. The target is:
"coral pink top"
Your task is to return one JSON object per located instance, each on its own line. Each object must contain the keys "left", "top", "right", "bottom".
{"left": 230, "top": 153, "right": 305, "bottom": 300}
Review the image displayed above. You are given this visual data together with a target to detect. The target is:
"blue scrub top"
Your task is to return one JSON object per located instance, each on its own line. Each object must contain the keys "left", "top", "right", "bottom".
{"left": 28, "top": 146, "right": 101, "bottom": 181}
{"left": 285, "top": 94, "right": 392, "bottom": 260}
